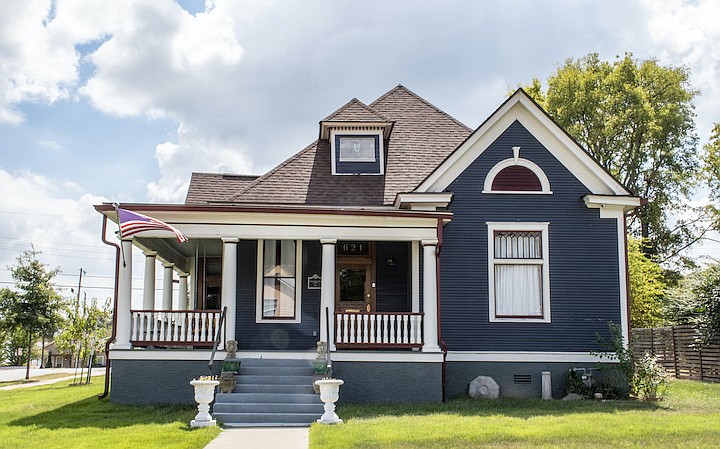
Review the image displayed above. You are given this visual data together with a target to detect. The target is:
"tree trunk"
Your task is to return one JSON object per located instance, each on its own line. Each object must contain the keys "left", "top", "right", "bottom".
{"left": 25, "top": 328, "right": 32, "bottom": 380}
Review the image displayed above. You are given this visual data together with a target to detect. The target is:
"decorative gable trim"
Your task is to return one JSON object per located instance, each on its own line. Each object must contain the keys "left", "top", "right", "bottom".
{"left": 415, "top": 90, "right": 633, "bottom": 197}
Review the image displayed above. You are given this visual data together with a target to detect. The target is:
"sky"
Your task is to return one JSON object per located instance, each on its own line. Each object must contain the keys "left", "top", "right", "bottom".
{"left": 0, "top": 0, "right": 718, "bottom": 305}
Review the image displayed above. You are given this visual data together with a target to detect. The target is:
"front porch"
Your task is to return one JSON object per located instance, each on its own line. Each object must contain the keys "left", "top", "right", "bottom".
{"left": 103, "top": 206, "right": 446, "bottom": 355}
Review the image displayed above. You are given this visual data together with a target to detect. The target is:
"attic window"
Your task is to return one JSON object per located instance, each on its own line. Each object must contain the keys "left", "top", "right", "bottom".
{"left": 483, "top": 147, "right": 552, "bottom": 194}
{"left": 331, "top": 131, "right": 384, "bottom": 175}
{"left": 339, "top": 136, "right": 376, "bottom": 162}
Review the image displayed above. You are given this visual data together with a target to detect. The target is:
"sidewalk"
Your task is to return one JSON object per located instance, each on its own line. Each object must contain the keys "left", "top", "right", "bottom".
{"left": 0, "top": 367, "right": 105, "bottom": 391}
{"left": 203, "top": 427, "right": 309, "bottom": 449}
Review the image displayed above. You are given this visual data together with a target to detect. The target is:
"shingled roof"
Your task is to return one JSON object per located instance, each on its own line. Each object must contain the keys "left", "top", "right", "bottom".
{"left": 322, "top": 98, "right": 391, "bottom": 122}
{"left": 216, "top": 85, "right": 472, "bottom": 207}
{"left": 185, "top": 173, "right": 258, "bottom": 205}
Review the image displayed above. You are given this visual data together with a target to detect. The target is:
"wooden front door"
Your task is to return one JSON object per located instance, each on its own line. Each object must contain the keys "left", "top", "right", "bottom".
{"left": 336, "top": 262, "right": 374, "bottom": 312}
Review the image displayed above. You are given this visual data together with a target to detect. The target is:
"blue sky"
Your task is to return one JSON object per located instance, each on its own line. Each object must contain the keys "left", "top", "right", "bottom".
{"left": 0, "top": 0, "right": 718, "bottom": 302}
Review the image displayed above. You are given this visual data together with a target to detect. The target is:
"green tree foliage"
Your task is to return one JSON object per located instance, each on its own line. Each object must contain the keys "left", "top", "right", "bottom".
{"left": 666, "top": 264, "right": 720, "bottom": 343}
{"left": 0, "top": 251, "right": 64, "bottom": 375}
{"left": 525, "top": 53, "right": 700, "bottom": 262}
{"left": 55, "top": 296, "right": 111, "bottom": 376}
{"left": 628, "top": 238, "right": 666, "bottom": 328}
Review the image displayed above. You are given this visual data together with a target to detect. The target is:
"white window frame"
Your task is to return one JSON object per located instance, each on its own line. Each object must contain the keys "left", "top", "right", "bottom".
{"left": 256, "top": 239, "right": 303, "bottom": 323}
{"left": 482, "top": 158, "right": 552, "bottom": 194}
{"left": 487, "top": 222, "right": 550, "bottom": 323}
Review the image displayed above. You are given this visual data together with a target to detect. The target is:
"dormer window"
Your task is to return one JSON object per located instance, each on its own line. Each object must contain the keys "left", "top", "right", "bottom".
{"left": 330, "top": 129, "right": 385, "bottom": 175}
{"left": 338, "top": 135, "right": 378, "bottom": 162}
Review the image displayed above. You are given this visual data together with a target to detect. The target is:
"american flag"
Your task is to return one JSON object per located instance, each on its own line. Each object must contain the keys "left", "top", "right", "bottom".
{"left": 117, "top": 208, "right": 188, "bottom": 243}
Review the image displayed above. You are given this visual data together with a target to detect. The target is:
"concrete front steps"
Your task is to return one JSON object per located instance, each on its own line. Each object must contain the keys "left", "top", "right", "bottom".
{"left": 212, "top": 358, "right": 324, "bottom": 427}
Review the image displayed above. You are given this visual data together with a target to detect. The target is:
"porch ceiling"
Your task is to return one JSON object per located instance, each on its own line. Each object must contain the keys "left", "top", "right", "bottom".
{"left": 134, "top": 237, "right": 223, "bottom": 273}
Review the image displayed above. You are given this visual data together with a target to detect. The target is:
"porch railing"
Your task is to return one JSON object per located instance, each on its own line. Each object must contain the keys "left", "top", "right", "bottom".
{"left": 130, "top": 309, "right": 223, "bottom": 347}
{"left": 335, "top": 312, "right": 424, "bottom": 349}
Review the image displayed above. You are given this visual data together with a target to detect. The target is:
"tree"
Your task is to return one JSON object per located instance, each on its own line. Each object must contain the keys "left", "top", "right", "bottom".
{"left": 0, "top": 251, "right": 64, "bottom": 378}
{"left": 627, "top": 238, "right": 666, "bottom": 328}
{"left": 55, "top": 296, "right": 111, "bottom": 383}
{"left": 525, "top": 53, "right": 700, "bottom": 262}
{"left": 666, "top": 264, "right": 720, "bottom": 344}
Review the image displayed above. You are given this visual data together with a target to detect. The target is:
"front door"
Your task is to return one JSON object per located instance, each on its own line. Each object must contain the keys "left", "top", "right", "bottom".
{"left": 336, "top": 263, "right": 374, "bottom": 312}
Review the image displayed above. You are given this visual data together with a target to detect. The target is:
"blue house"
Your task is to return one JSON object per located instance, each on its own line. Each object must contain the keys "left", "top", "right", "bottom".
{"left": 95, "top": 86, "right": 639, "bottom": 425}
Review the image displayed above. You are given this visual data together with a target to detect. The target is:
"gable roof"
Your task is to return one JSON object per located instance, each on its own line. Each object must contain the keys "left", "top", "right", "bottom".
{"left": 185, "top": 173, "right": 259, "bottom": 205}
{"left": 416, "top": 89, "right": 633, "bottom": 197}
{"left": 322, "top": 98, "right": 391, "bottom": 122}
{"left": 223, "top": 85, "right": 472, "bottom": 206}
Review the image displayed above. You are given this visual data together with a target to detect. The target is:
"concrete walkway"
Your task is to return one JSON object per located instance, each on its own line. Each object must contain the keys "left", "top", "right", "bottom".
{"left": 0, "top": 367, "right": 105, "bottom": 391}
{"left": 203, "top": 427, "right": 309, "bottom": 449}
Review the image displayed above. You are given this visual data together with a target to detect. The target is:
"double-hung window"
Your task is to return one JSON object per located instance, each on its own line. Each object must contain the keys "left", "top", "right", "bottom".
{"left": 256, "top": 240, "right": 302, "bottom": 323}
{"left": 487, "top": 223, "right": 550, "bottom": 322}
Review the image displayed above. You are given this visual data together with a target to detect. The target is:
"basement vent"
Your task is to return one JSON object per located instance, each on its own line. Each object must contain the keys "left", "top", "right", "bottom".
{"left": 513, "top": 374, "right": 532, "bottom": 384}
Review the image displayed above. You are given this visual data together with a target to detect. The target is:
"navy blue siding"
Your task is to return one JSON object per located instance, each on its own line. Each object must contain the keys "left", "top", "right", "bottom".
{"left": 375, "top": 242, "right": 410, "bottom": 312}
{"left": 440, "top": 120, "right": 621, "bottom": 352}
{"left": 235, "top": 240, "right": 321, "bottom": 351}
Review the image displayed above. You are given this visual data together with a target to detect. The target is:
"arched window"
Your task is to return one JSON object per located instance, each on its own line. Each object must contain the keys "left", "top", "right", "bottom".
{"left": 483, "top": 157, "right": 552, "bottom": 194}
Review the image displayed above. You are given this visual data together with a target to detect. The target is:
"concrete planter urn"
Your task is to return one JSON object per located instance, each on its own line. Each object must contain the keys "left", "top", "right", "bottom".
{"left": 314, "top": 378, "right": 344, "bottom": 424}
{"left": 190, "top": 379, "right": 219, "bottom": 428}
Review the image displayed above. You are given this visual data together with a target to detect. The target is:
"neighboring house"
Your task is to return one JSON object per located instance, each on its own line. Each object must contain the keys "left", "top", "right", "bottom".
{"left": 95, "top": 86, "right": 639, "bottom": 412}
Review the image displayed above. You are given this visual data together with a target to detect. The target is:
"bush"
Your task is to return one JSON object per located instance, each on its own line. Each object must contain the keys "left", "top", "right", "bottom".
{"left": 632, "top": 352, "right": 669, "bottom": 401}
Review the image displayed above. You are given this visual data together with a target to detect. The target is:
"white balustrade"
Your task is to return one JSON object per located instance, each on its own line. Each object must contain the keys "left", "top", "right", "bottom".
{"left": 130, "top": 310, "right": 222, "bottom": 347}
{"left": 335, "top": 312, "right": 424, "bottom": 348}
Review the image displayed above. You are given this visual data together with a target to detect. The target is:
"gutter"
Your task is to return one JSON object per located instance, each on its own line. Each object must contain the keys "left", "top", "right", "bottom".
{"left": 98, "top": 215, "right": 120, "bottom": 400}
{"left": 436, "top": 218, "right": 448, "bottom": 402}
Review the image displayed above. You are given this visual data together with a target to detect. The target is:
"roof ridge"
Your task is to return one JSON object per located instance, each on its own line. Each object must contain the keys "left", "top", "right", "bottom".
{"left": 370, "top": 84, "right": 472, "bottom": 132}
{"left": 322, "top": 97, "right": 391, "bottom": 122}
{"left": 225, "top": 140, "right": 318, "bottom": 202}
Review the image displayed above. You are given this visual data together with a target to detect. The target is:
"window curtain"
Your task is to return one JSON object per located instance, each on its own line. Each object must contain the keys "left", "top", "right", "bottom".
{"left": 494, "top": 231, "right": 543, "bottom": 317}
{"left": 494, "top": 265, "right": 542, "bottom": 316}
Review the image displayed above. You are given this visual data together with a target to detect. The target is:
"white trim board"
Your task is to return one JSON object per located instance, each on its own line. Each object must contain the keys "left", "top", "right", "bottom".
{"left": 445, "top": 351, "right": 617, "bottom": 363}
{"left": 416, "top": 90, "right": 631, "bottom": 197}
{"left": 108, "top": 350, "right": 318, "bottom": 361}
{"left": 332, "top": 351, "right": 443, "bottom": 363}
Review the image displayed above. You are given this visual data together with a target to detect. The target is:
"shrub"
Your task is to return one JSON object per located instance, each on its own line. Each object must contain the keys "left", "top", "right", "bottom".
{"left": 632, "top": 352, "right": 669, "bottom": 401}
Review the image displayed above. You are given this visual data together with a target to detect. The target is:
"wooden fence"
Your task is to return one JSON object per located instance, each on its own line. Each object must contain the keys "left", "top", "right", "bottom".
{"left": 631, "top": 325, "right": 720, "bottom": 382}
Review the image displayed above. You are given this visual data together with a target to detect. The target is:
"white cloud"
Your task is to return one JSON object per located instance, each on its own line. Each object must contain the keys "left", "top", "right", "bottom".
{"left": 37, "top": 140, "right": 62, "bottom": 151}
{"left": 146, "top": 124, "right": 252, "bottom": 202}
{"left": 642, "top": 0, "right": 720, "bottom": 137}
{"left": 0, "top": 169, "right": 119, "bottom": 300}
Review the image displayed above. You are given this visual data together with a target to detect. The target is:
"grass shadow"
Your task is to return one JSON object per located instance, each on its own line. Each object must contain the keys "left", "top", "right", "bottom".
{"left": 338, "top": 396, "right": 665, "bottom": 421}
{"left": 10, "top": 395, "right": 197, "bottom": 430}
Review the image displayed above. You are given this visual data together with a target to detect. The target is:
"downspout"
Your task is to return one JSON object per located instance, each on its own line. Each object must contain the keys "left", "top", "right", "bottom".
{"left": 98, "top": 215, "right": 120, "bottom": 400}
{"left": 623, "top": 213, "right": 632, "bottom": 343}
{"left": 436, "top": 218, "right": 448, "bottom": 402}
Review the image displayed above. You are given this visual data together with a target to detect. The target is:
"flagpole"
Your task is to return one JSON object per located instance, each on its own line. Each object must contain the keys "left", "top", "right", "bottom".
{"left": 113, "top": 203, "right": 127, "bottom": 268}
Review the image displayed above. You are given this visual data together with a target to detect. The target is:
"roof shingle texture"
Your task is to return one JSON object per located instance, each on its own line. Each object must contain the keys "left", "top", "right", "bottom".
{"left": 189, "top": 85, "right": 472, "bottom": 206}
{"left": 185, "top": 173, "right": 259, "bottom": 204}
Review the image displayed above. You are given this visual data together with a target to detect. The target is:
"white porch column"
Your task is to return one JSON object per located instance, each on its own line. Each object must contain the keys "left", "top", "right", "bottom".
{"left": 113, "top": 239, "right": 133, "bottom": 350}
{"left": 162, "top": 263, "right": 175, "bottom": 310}
{"left": 178, "top": 272, "right": 189, "bottom": 310}
{"left": 142, "top": 251, "right": 157, "bottom": 310}
{"left": 320, "top": 239, "right": 337, "bottom": 351}
{"left": 411, "top": 241, "right": 420, "bottom": 313}
{"left": 221, "top": 238, "right": 238, "bottom": 345}
{"left": 422, "top": 239, "right": 440, "bottom": 352}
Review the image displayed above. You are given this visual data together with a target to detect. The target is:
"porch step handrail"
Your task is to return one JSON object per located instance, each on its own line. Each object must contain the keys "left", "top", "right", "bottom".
{"left": 208, "top": 306, "right": 227, "bottom": 373}
{"left": 129, "top": 309, "right": 223, "bottom": 347}
{"left": 335, "top": 311, "right": 424, "bottom": 349}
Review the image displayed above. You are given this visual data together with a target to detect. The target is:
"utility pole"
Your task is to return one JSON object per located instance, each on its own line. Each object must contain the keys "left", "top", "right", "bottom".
{"left": 72, "top": 268, "right": 86, "bottom": 383}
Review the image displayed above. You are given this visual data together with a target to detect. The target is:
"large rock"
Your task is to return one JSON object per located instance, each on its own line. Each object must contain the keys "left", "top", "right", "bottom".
{"left": 562, "top": 393, "right": 584, "bottom": 401}
{"left": 468, "top": 375, "right": 500, "bottom": 399}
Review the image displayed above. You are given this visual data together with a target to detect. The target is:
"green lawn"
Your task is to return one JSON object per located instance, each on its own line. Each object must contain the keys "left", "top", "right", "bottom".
{"left": 310, "top": 380, "right": 720, "bottom": 449}
{"left": 0, "top": 377, "right": 220, "bottom": 449}
{"left": 0, "top": 372, "right": 81, "bottom": 387}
